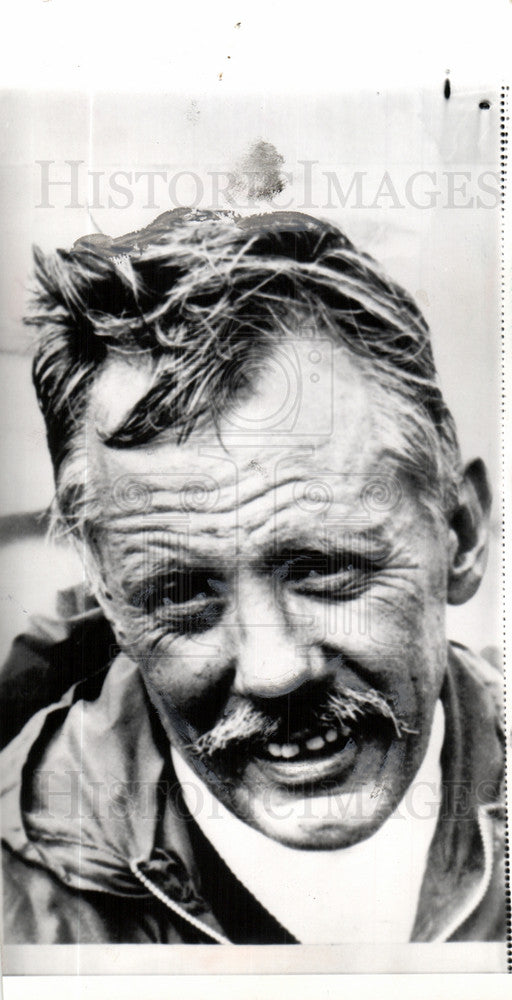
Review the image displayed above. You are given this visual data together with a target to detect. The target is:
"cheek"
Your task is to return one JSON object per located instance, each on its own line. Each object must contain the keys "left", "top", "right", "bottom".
{"left": 368, "top": 574, "right": 447, "bottom": 714}
{"left": 303, "top": 575, "right": 434, "bottom": 652}
{"left": 131, "top": 630, "right": 230, "bottom": 727}
{"left": 298, "top": 576, "right": 446, "bottom": 716}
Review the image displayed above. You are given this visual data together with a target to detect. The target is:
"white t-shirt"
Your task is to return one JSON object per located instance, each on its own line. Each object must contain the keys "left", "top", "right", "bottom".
{"left": 171, "top": 700, "right": 444, "bottom": 943}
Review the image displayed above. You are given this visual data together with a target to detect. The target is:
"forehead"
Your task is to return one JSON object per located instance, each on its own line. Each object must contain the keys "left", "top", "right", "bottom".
{"left": 88, "top": 340, "right": 398, "bottom": 536}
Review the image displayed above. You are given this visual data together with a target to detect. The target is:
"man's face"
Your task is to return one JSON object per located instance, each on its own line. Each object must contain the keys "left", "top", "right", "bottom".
{"left": 88, "top": 341, "right": 450, "bottom": 849}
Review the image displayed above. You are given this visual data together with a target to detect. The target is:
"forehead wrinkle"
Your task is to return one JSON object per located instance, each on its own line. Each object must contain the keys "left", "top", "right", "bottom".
{"left": 98, "top": 468, "right": 315, "bottom": 528}
{"left": 101, "top": 473, "right": 326, "bottom": 535}
{"left": 99, "top": 457, "right": 404, "bottom": 552}
{"left": 92, "top": 409, "right": 383, "bottom": 527}
{"left": 246, "top": 489, "right": 401, "bottom": 542}
{"left": 105, "top": 521, "right": 236, "bottom": 556}
{"left": 142, "top": 475, "right": 302, "bottom": 516}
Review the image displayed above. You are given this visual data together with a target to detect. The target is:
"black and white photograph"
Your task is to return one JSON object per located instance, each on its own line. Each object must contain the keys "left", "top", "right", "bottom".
{"left": 0, "top": 1, "right": 510, "bottom": 995}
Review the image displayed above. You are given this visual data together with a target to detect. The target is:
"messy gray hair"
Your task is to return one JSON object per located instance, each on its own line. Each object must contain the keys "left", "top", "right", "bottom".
{"left": 26, "top": 208, "right": 463, "bottom": 539}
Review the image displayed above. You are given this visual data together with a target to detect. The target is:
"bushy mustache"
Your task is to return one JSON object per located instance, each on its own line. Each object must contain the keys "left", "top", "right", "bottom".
{"left": 191, "top": 681, "right": 414, "bottom": 761}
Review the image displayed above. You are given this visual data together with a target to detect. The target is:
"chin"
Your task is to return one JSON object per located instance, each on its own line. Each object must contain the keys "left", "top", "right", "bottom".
{"left": 220, "top": 732, "right": 413, "bottom": 851}
{"left": 238, "top": 782, "right": 403, "bottom": 850}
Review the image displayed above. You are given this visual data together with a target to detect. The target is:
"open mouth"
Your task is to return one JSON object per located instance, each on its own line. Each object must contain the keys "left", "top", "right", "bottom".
{"left": 258, "top": 721, "right": 349, "bottom": 762}
{"left": 245, "top": 710, "right": 398, "bottom": 791}
{"left": 191, "top": 683, "right": 404, "bottom": 792}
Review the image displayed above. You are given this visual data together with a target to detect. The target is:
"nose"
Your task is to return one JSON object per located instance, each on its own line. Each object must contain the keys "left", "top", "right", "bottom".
{"left": 230, "top": 574, "right": 329, "bottom": 699}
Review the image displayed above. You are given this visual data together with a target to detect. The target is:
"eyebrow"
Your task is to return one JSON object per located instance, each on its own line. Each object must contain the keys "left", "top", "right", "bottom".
{"left": 115, "top": 525, "right": 391, "bottom": 593}
{"left": 117, "top": 547, "right": 231, "bottom": 592}
{"left": 262, "top": 523, "right": 392, "bottom": 556}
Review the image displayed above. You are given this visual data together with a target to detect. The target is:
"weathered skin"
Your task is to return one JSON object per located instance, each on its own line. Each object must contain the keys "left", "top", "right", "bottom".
{"left": 83, "top": 339, "right": 475, "bottom": 850}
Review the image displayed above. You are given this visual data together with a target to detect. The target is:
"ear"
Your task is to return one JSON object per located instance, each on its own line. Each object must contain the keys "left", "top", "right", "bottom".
{"left": 447, "top": 458, "right": 492, "bottom": 605}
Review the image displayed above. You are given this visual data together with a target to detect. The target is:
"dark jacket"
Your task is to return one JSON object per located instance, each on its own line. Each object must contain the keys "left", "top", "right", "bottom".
{"left": 0, "top": 606, "right": 506, "bottom": 944}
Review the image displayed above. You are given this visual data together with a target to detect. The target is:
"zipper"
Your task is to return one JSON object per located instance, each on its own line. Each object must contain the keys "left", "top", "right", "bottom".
{"left": 129, "top": 857, "right": 231, "bottom": 945}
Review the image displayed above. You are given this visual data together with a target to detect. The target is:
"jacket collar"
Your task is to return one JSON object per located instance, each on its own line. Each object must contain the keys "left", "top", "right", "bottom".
{"left": 411, "top": 643, "right": 503, "bottom": 941}
{"left": 1, "top": 643, "right": 503, "bottom": 941}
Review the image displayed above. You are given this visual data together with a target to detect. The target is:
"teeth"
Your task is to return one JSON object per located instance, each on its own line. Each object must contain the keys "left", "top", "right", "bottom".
{"left": 265, "top": 726, "right": 343, "bottom": 759}
{"left": 305, "top": 735, "right": 326, "bottom": 751}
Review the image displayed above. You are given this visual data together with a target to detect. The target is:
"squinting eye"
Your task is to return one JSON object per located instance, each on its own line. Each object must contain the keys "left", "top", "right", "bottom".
{"left": 271, "top": 550, "right": 368, "bottom": 583}
{"left": 130, "top": 573, "right": 227, "bottom": 613}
